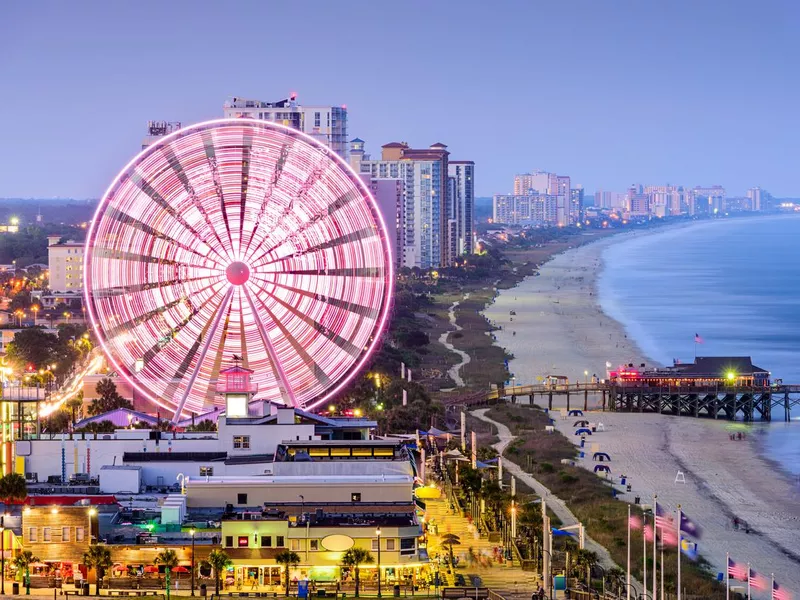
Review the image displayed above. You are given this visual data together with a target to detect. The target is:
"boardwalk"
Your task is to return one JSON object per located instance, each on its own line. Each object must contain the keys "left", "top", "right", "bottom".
{"left": 443, "top": 383, "right": 800, "bottom": 421}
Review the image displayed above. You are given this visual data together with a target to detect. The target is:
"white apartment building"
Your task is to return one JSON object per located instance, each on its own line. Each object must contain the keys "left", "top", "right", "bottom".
{"left": 513, "top": 171, "right": 573, "bottom": 225}
{"left": 693, "top": 186, "right": 726, "bottom": 214}
{"left": 48, "top": 238, "right": 84, "bottom": 293}
{"left": 493, "top": 194, "right": 558, "bottom": 225}
{"left": 141, "top": 121, "right": 182, "bottom": 150}
{"left": 448, "top": 161, "right": 475, "bottom": 256}
{"left": 224, "top": 95, "right": 348, "bottom": 158}
{"left": 747, "top": 187, "right": 767, "bottom": 211}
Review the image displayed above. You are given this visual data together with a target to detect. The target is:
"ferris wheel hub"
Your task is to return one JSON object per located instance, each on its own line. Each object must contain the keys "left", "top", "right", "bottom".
{"left": 225, "top": 261, "right": 251, "bottom": 286}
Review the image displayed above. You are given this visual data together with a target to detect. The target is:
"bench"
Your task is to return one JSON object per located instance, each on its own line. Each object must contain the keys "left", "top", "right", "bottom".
{"left": 441, "top": 587, "right": 490, "bottom": 599}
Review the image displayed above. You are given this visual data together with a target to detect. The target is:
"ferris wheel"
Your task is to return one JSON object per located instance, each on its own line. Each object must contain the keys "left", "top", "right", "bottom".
{"left": 85, "top": 119, "right": 393, "bottom": 419}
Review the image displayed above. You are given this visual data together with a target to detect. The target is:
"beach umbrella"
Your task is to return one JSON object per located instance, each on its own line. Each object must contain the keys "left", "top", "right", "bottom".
{"left": 144, "top": 565, "right": 159, "bottom": 573}
{"left": 30, "top": 562, "right": 48, "bottom": 568}
{"left": 172, "top": 566, "right": 190, "bottom": 573}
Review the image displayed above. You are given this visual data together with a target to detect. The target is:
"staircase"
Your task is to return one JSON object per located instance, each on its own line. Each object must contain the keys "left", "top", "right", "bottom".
{"left": 425, "top": 497, "right": 540, "bottom": 591}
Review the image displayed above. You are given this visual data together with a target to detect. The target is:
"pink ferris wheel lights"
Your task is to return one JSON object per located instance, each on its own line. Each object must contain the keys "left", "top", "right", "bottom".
{"left": 84, "top": 119, "right": 393, "bottom": 419}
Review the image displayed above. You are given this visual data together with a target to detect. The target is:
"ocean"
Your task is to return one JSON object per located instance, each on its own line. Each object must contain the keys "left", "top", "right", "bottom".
{"left": 598, "top": 214, "right": 800, "bottom": 475}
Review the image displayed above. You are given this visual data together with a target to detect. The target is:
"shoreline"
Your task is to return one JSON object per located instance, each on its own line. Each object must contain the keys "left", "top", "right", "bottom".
{"left": 481, "top": 222, "right": 800, "bottom": 591}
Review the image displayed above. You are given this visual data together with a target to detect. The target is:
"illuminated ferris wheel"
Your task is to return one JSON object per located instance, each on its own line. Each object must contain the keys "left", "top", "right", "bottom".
{"left": 85, "top": 119, "right": 393, "bottom": 419}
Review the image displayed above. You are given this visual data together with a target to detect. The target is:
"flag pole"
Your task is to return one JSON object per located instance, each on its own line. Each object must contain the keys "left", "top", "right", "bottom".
{"left": 653, "top": 495, "right": 657, "bottom": 600}
{"left": 747, "top": 562, "right": 751, "bottom": 600}
{"left": 626, "top": 504, "right": 631, "bottom": 600}
{"left": 677, "top": 504, "right": 682, "bottom": 600}
{"left": 660, "top": 547, "right": 664, "bottom": 600}
{"left": 643, "top": 512, "right": 647, "bottom": 600}
{"left": 725, "top": 552, "right": 729, "bottom": 600}
{"left": 771, "top": 573, "right": 774, "bottom": 600}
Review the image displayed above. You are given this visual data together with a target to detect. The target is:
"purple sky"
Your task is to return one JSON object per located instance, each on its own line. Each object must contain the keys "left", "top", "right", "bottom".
{"left": 1, "top": 0, "right": 798, "bottom": 199}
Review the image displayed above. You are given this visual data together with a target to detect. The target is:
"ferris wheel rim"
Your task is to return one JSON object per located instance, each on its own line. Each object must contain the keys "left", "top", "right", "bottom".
{"left": 84, "top": 118, "right": 394, "bottom": 418}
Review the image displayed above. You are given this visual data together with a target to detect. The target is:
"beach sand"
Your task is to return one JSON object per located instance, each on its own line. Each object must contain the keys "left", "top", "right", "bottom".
{"left": 484, "top": 233, "right": 800, "bottom": 594}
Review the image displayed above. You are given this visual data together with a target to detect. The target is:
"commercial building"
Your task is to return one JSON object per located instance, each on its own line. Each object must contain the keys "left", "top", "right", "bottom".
{"left": 747, "top": 187, "right": 768, "bottom": 211}
{"left": 224, "top": 95, "right": 348, "bottom": 158}
{"left": 571, "top": 186, "right": 584, "bottom": 223}
{"left": 141, "top": 121, "right": 182, "bottom": 150}
{"left": 512, "top": 172, "right": 573, "bottom": 225}
{"left": 448, "top": 161, "right": 475, "bottom": 256}
{"left": 47, "top": 237, "right": 84, "bottom": 293}
{"left": 492, "top": 194, "right": 558, "bottom": 225}
{"left": 356, "top": 141, "right": 450, "bottom": 269}
{"left": 692, "top": 186, "right": 726, "bottom": 214}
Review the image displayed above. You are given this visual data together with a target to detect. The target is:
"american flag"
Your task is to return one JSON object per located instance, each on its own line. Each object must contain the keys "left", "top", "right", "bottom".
{"left": 773, "top": 580, "right": 792, "bottom": 600}
{"left": 728, "top": 558, "right": 746, "bottom": 580}
{"left": 628, "top": 514, "right": 642, "bottom": 530}
{"left": 695, "top": 333, "right": 704, "bottom": 344}
{"left": 749, "top": 568, "right": 767, "bottom": 591}
{"left": 644, "top": 524, "right": 654, "bottom": 543}
{"left": 655, "top": 504, "right": 673, "bottom": 530}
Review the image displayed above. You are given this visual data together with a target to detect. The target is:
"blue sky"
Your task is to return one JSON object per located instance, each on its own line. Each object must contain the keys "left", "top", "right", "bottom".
{"left": 1, "top": 0, "right": 798, "bottom": 199}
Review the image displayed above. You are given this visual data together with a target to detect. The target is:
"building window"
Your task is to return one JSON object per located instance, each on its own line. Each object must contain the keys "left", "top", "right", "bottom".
{"left": 233, "top": 435, "right": 250, "bottom": 449}
{"left": 276, "top": 536, "right": 285, "bottom": 547}
{"left": 314, "top": 112, "right": 321, "bottom": 128}
{"left": 62, "top": 527, "right": 70, "bottom": 542}
{"left": 28, "top": 527, "right": 37, "bottom": 542}
{"left": 76, "top": 527, "right": 84, "bottom": 542}
{"left": 400, "top": 538, "right": 415, "bottom": 555}
{"left": 371, "top": 539, "right": 379, "bottom": 551}
{"left": 310, "top": 539, "right": 319, "bottom": 551}
{"left": 225, "top": 536, "right": 233, "bottom": 548}
{"left": 351, "top": 493, "right": 361, "bottom": 502}
{"left": 261, "top": 536, "right": 272, "bottom": 548}
{"left": 43, "top": 527, "right": 51, "bottom": 542}
{"left": 200, "top": 466, "right": 213, "bottom": 476}
{"left": 238, "top": 536, "right": 249, "bottom": 548}
{"left": 237, "top": 493, "right": 248, "bottom": 505}
{"left": 386, "top": 539, "right": 396, "bottom": 551}
{"left": 290, "top": 539, "right": 301, "bottom": 551}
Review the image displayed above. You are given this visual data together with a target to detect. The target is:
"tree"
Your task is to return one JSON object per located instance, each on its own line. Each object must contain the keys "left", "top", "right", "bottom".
{"left": 0, "top": 473, "right": 27, "bottom": 506}
{"left": 65, "top": 391, "right": 84, "bottom": 423}
{"left": 604, "top": 567, "right": 625, "bottom": 597}
{"left": 341, "top": 548, "right": 374, "bottom": 597}
{"left": 41, "top": 410, "right": 71, "bottom": 434}
{"left": 89, "top": 378, "right": 132, "bottom": 415}
{"left": 207, "top": 549, "right": 232, "bottom": 596}
{"left": 76, "top": 420, "right": 116, "bottom": 434}
{"left": 155, "top": 548, "right": 180, "bottom": 600}
{"left": 14, "top": 550, "right": 39, "bottom": 595}
{"left": 573, "top": 548, "right": 599, "bottom": 592}
{"left": 5, "top": 328, "right": 59, "bottom": 371}
{"left": 187, "top": 419, "right": 216, "bottom": 432}
{"left": 83, "top": 545, "right": 112, "bottom": 595}
{"left": 276, "top": 550, "right": 301, "bottom": 596}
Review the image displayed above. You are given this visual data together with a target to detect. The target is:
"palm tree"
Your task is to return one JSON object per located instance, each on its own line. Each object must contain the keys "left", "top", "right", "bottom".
{"left": 275, "top": 550, "right": 301, "bottom": 597}
{"left": 14, "top": 550, "right": 39, "bottom": 596}
{"left": 604, "top": 567, "right": 625, "bottom": 597}
{"left": 0, "top": 473, "right": 27, "bottom": 507}
{"left": 440, "top": 534, "right": 461, "bottom": 571}
{"left": 82, "top": 544, "right": 112, "bottom": 595}
{"left": 207, "top": 550, "right": 231, "bottom": 596}
{"left": 341, "top": 548, "right": 374, "bottom": 597}
{"left": 155, "top": 549, "right": 179, "bottom": 600}
{"left": 573, "top": 548, "right": 599, "bottom": 592}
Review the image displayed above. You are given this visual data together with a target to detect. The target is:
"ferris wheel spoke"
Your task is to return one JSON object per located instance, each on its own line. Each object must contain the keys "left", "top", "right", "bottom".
{"left": 129, "top": 170, "right": 230, "bottom": 265}
{"left": 169, "top": 286, "right": 235, "bottom": 421}
{"left": 258, "top": 277, "right": 380, "bottom": 319}
{"left": 91, "top": 274, "right": 220, "bottom": 300}
{"left": 237, "top": 131, "right": 253, "bottom": 257}
{"left": 240, "top": 141, "right": 291, "bottom": 260}
{"left": 250, "top": 278, "right": 361, "bottom": 359}
{"left": 246, "top": 279, "right": 332, "bottom": 392}
{"left": 200, "top": 131, "right": 236, "bottom": 256}
{"left": 102, "top": 205, "right": 226, "bottom": 269}
{"left": 242, "top": 285, "right": 297, "bottom": 407}
{"left": 250, "top": 226, "right": 378, "bottom": 271}
{"left": 161, "top": 145, "right": 234, "bottom": 264}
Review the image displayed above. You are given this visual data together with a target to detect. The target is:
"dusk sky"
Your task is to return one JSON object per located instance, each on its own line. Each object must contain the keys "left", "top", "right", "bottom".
{"left": 1, "top": 0, "right": 798, "bottom": 199}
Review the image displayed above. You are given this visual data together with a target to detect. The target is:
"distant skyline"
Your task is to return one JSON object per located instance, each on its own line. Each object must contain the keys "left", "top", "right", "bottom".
{"left": 1, "top": 0, "right": 798, "bottom": 199}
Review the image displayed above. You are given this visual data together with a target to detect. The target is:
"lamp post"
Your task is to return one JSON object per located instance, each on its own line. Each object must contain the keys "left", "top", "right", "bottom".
{"left": 375, "top": 527, "right": 382, "bottom": 598}
{"left": 88, "top": 507, "right": 96, "bottom": 543}
{"left": 190, "top": 527, "right": 196, "bottom": 596}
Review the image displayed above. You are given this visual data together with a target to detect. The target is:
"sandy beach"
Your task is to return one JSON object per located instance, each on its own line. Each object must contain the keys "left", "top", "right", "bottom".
{"left": 483, "top": 232, "right": 800, "bottom": 595}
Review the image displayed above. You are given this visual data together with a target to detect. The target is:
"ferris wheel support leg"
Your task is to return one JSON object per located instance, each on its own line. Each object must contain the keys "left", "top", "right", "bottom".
{"left": 242, "top": 285, "right": 298, "bottom": 408}
{"left": 171, "top": 286, "right": 235, "bottom": 422}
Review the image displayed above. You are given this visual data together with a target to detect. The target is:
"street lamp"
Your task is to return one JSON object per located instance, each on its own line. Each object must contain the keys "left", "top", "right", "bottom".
{"left": 64, "top": 311, "right": 71, "bottom": 323}
{"left": 190, "top": 527, "right": 196, "bottom": 596}
{"left": 31, "top": 305, "right": 39, "bottom": 324}
{"left": 88, "top": 507, "right": 96, "bottom": 543}
{"left": 375, "top": 527, "right": 382, "bottom": 597}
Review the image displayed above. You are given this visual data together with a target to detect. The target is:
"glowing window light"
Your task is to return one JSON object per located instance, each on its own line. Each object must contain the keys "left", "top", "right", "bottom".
{"left": 85, "top": 119, "right": 393, "bottom": 419}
